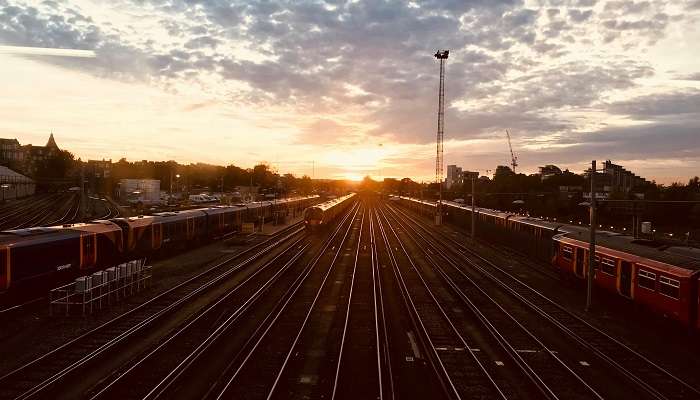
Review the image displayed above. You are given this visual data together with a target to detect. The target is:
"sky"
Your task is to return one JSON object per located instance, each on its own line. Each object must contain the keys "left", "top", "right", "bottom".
{"left": 0, "top": 0, "right": 699, "bottom": 184}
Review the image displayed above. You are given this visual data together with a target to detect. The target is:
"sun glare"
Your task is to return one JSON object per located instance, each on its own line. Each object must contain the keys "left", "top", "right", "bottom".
{"left": 342, "top": 173, "right": 364, "bottom": 181}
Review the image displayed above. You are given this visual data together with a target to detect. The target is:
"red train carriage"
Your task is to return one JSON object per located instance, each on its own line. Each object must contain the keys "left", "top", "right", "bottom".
{"left": 202, "top": 206, "right": 244, "bottom": 238}
{"left": 554, "top": 232, "right": 700, "bottom": 327}
{"left": 0, "top": 221, "right": 123, "bottom": 290}
{"left": 151, "top": 209, "right": 208, "bottom": 249}
{"left": 111, "top": 215, "right": 159, "bottom": 255}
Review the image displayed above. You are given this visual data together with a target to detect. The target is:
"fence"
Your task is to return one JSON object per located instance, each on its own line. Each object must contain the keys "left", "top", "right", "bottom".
{"left": 49, "top": 259, "right": 151, "bottom": 316}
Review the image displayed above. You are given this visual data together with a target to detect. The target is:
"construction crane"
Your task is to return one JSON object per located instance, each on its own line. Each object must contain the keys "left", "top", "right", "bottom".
{"left": 434, "top": 49, "right": 449, "bottom": 225}
{"left": 505, "top": 129, "right": 518, "bottom": 173}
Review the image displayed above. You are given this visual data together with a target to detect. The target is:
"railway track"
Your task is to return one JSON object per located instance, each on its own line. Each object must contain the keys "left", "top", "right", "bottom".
{"left": 373, "top": 204, "right": 509, "bottom": 399}
{"left": 330, "top": 202, "right": 393, "bottom": 400}
{"left": 0, "top": 193, "right": 61, "bottom": 230}
{"left": 382, "top": 203, "right": 606, "bottom": 400}
{"left": 86, "top": 236, "right": 311, "bottom": 399}
{"left": 0, "top": 222, "right": 306, "bottom": 399}
{"left": 389, "top": 202, "right": 700, "bottom": 400}
{"left": 43, "top": 193, "right": 81, "bottom": 226}
{"left": 3, "top": 196, "right": 696, "bottom": 400}
{"left": 211, "top": 202, "right": 362, "bottom": 400}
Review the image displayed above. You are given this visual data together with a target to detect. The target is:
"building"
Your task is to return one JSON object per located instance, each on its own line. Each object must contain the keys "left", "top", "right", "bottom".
{"left": 582, "top": 160, "right": 650, "bottom": 199}
{"left": 0, "top": 165, "right": 35, "bottom": 199}
{"left": 118, "top": 179, "right": 161, "bottom": 205}
{"left": 462, "top": 171, "right": 479, "bottom": 181}
{"left": 22, "top": 133, "right": 61, "bottom": 174}
{"left": 86, "top": 159, "right": 113, "bottom": 195}
{"left": 87, "top": 159, "right": 112, "bottom": 179}
{"left": 539, "top": 164, "right": 562, "bottom": 181}
{"left": 601, "top": 160, "right": 649, "bottom": 194}
{"left": 0, "top": 133, "right": 62, "bottom": 175}
{"left": 0, "top": 139, "right": 24, "bottom": 165}
{"left": 445, "top": 165, "right": 462, "bottom": 188}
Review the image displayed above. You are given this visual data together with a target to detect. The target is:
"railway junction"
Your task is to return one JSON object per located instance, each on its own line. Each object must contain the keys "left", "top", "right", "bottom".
{"left": 0, "top": 193, "right": 699, "bottom": 400}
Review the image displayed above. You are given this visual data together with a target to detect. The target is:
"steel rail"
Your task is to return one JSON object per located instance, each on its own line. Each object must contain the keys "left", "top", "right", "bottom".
{"left": 2, "top": 193, "right": 61, "bottom": 229}
{"left": 212, "top": 202, "right": 361, "bottom": 399}
{"left": 330, "top": 206, "right": 370, "bottom": 400}
{"left": 375, "top": 207, "right": 508, "bottom": 400}
{"left": 390, "top": 202, "right": 700, "bottom": 400}
{"left": 95, "top": 238, "right": 310, "bottom": 399}
{"left": 383, "top": 203, "right": 603, "bottom": 400}
{"left": 12, "top": 227, "right": 305, "bottom": 400}
{"left": 0, "top": 193, "right": 55, "bottom": 225}
{"left": 369, "top": 205, "right": 395, "bottom": 400}
{"left": 265, "top": 203, "right": 363, "bottom": 400}
{"left": 0, "top": 223, "right": 305, "bottom": 390}
{"left": 43, "top": 193, "right": 79, "bottom": 226}
{"left": 372, "top": 206, "right": 452, "bottom": 398}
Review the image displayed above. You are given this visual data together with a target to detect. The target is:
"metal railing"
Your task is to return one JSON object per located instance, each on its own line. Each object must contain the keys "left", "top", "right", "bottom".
{"left": 49, "top": 258, "right": 151, "bottom": 316}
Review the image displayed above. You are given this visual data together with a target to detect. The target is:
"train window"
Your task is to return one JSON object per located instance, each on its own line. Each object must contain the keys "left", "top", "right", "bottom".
{"left": 163, "top": 224, "right": 171, "bottom": 240}
{"left": 600, "top": 257, "right": 617, "bottom": 276}
{"left": 658, "top": 276, "right": 680, "bottom": 299}
{"left": 637, "top": 269, "right": 656, "bottom": 290}
{"left": 562, "top": 246, "right": 573, "bottom": 261}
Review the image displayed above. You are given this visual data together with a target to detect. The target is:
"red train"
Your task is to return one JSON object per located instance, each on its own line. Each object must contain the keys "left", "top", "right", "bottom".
{"left": 0, "top": 196, "right": 319, "bottom": 292}
{"left": 395, "top": 196, "right": 700, "bottom": 329}
{"left": 554, "top": 232, "right": 700, "bottom": 329}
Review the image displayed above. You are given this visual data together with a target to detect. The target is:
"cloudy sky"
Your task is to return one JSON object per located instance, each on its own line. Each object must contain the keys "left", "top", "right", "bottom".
{"left": 1, "top": 0, "right": 699, "bottom": 183}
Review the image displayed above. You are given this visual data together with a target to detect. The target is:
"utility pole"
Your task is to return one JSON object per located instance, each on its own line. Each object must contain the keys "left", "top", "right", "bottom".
{"left": 80, "top": 163, "right": 85, "bottom": 220}
{"left": 471, "top": 175, "right": 476, "bottom": 239}
{"left": 169, "top": 170, "right": 173, "bottom": 204}
{"left": 434, "top": 49, "right": 449, "bottom": 225}
{"left": 587, "top": 160, "right": 597, "bottom": 312}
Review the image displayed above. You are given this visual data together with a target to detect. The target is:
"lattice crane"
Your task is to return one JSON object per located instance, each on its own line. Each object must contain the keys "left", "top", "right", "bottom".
{"left": 505, "top": 129, "right": 518, "bottom": 173}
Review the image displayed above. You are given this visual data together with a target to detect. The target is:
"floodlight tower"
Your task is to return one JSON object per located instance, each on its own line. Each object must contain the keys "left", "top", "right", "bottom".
{"left": 434, "top": 49, "right": 449, "bottom": 225}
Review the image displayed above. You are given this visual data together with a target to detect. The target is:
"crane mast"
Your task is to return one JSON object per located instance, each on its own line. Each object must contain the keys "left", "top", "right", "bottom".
{"left": 506, "top": 129, "right": 518, "bottom": 173}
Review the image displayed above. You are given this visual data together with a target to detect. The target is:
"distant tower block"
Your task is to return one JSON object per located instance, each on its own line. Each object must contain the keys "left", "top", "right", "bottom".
{"left": 434, "top": 49, "right": 449, "bottom": 225}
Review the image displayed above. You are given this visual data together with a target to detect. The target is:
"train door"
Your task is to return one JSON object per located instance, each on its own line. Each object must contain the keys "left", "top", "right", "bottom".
{"left": 620, "top": 261, "right": 632, "bottom": 298}
{"left": 80, "top": 233, "right": 97, "bottom": 269}
{"left": 153, "top": 223, "right": 162, "bottom": 249}
{"left": 186, "top": 217, "right": 193, "bottom": 239}
{"left": 0, "top": 247, "right": 8, "bottom": 290}
{"left": 575, "top": 247, "right": 584, "bottom": 277}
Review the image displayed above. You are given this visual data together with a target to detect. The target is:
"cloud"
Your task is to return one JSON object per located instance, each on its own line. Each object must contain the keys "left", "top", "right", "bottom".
{"left": 0, "top": 0, "right": 698, "bottom": 182}
{"left": 606, "top": 90, "right": 700, "bottom": 119}
{"left": 0, "top": 44, "right": 95, "bottom": 57}
{"left": 568, "top": 9, "right": 593, "bottom": 22}
{"left": 604, "top": 1, "right": 651, "bottom": 14}
{"left": 674, "top": 72, "right": 700, "bottom": 81}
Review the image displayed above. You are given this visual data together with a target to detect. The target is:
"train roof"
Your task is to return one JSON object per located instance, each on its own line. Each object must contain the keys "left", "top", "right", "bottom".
{"left": 400, "top": 197, "right": 510, "bottom": 218}
{"left": 509, "top": 216, "right": 565, "bottom": 231}
{"left": 557, "top": 231, "right": 700, "bottom": 273}
{"left": 311, "top": 193, "right": 356, "bottom": 212}
{"left": 111, "top": 214, "right": 157, "bottom": 228}
{"left": 151, "top": 208, "right": 207, "bottom": 222}
{"left": 0, "top": 221, "right": 122, "bottom": 247}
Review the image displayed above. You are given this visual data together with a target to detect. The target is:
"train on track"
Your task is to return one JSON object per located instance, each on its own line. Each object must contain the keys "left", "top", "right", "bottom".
{"left": 395, "top": 196, "right": 700, "bottom": 329}
{"left": 303, "top": 193, "right": 357, "bottom": 231}
{"left": 0, "top": 196, "right": 319, "bottom": 292}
